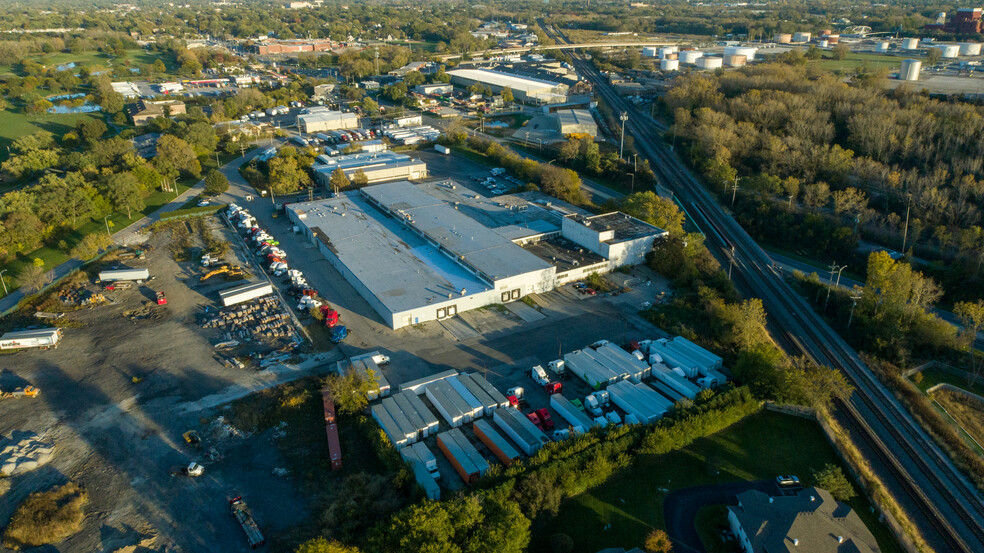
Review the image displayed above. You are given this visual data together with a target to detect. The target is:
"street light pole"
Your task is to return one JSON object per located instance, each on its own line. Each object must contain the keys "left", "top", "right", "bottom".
{"left": 0, "top": 269, "right": 8, "bottom": 296}
{"left": 619, "top": 111, "right": 628, "bottom": 160}
{"left": 103, "top": 215, "right": 112, "bottom": 237}
{"left": 731, "top": 177, "right": 739, "bottom": 206}
{"left": 901, "top": 193, "right": 912, "bottom": 253}
{"left": 848, "top": 291, "right": 862, "bottom": 328}
{"left": 628, "top": 172, "right": 635, "bottom": 193}
{"left": 824, "top": 264, "right": 845, "bottom": 311}
{"left": 728, "top": 246, "right": 736, "bottom": 280}
{"left": 633, "top": 153, "right": 638, "bottom": 172}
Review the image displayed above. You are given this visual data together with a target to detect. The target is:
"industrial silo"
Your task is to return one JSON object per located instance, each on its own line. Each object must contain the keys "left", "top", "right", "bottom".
{"left": 660, "top": 59, "right": 680, "bottom": 71}
{"left": 901, "top": 38, "right": 920, "bottom": 50}
{"left": 696, "top": 57, "right": 723, "bottom": 70}
{"left": 724, "top": 46, "right": 758, "bottom": 61}
{"left": 679, "top": 50, "right": 704, "bottom": 64}
{"left": 876, "top": 42, "right": 890, "bottom": 53}
{"left": 900, "top": 59, "right": 921, "bottom": 81}
{"left": 959, "top": 42, "right": 982, "bottom": 56}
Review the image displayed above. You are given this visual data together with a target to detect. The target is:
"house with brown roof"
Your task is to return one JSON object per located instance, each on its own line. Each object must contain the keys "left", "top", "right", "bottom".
{"left": 127, "top": 99, "right": 186, "bottom": 126}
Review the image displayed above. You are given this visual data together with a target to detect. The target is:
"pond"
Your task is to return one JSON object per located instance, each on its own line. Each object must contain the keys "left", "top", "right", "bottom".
{"left": 47, "top": 103, "right": 102, "bottom": 114}
{"left": 46, "top": 92, "right": 86, "bottom": 102}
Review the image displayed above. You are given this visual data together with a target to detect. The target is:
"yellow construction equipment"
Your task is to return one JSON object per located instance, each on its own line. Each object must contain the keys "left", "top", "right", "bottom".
{"left": 201, "top": 265, "right": 250, "bottom": 282}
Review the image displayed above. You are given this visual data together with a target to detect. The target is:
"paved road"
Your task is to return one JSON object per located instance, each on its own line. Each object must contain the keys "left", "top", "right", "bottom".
{"left": 540, "top": 20, "right": 984, "bottom": 553}
{"left": 663, "top": 480, "right": 773, "bottom": 553}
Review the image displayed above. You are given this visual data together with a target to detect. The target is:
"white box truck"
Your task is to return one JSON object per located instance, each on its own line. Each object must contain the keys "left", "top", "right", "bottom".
{"left": 98, "top": 268, "right": 150, "bottom": 282}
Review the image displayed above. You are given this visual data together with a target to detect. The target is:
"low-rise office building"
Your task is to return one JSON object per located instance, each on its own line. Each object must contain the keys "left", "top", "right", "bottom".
{"left": 555, "top": 109, "right": 598, "bottom": 137}
{"left": 127, "top": 99, "right": 186, "bottom": 125}
{"left": 297, "top": 108, "right": 359, "bottom": 134}
{"left": 312, "top": 151, "right": 428, "bottom": 189}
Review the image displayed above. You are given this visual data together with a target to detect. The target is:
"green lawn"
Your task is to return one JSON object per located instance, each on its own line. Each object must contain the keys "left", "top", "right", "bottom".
{"left": 815, "top": 52, "right": 923, "bottom": 72}
{"left": 0, "top": 48, "right": 169, "bottom": 76}
{"left": 695, "top": 505, "right": 740, "bottom": 553}
{"left": 0, "top": 109, "right": 104, "bottom": 157}
{"left": 911, "top": 367, "right": 984, "bottom": 397}
{"left": 535, "top": 411, "right": 901, "bottom": 553}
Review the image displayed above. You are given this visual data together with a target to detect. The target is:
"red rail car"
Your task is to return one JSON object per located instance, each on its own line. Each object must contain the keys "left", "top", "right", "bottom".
{"left": 322, "top": 389, "right": 342, "bottom": 470}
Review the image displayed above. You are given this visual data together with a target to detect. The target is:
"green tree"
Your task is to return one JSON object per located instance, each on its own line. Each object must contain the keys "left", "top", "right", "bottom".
{"left": 926, "top": 47, "right": 943, "bottom": 66}
{"left": 99, "top": 90, "right": 125, "bottom": 113}
{"left": 811, "top": 463, "right": 856, "bottom": 501}
{"left": 203, "top": 169, "right": 230, "bottom": 196}
{"left": 619, "top": 192, "right": 685, "bottom": 236}
{"left": 404, "top": 70, "right": 425, "bottom": 87}
{"left": 351, "top": 169, "right": 369, "bottom": 188}
{"left": 70, "top": 233, "right": 113, "bottom": 260}
{"left": 329, "top": 167, "right": 351, "bottom": 193}
{"left": 77, "top": 118, "right": 108, "bottom": 143}
{"left": 17, "top": 263, "right": 53, "bottom": 293}
{"left": 643, "top": 529, "right": 673, "bottom": 553}
{"left": 295, "top": 537, "right": 361, "bottom": 553}
{"left": 549, "top": 533, "right": 573, "bottom": 553}
{"left": 268, "top": 154, "right": 312, "bottom": 195}
{"left": 156, "top": 134, "right": 201, "bottom": 178}
{"left": 324, "top": 371, "right": 374, "bottom": 415}
{"left": 501, "top": 86, "right": 514, "bottom": 104}
{"left": 106, "top": 172, "right": 145, "bottom": 218}
{"left": 832, "top": 44, "right": 851, "bottom": 60}
{"left": 361, "top": 97, "right": 379, "bottom": 114}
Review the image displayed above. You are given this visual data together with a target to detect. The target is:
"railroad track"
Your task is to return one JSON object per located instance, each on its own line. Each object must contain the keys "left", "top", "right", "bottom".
{"left": 538, "top": 19, "right": 984, "bottom": 553}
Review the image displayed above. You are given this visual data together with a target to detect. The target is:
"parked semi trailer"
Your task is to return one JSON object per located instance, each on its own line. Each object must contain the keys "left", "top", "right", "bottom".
{"left": 230, "top": 496, "right": 265, "bottom": 549}
{"left": 0, "top": 328, "right": 62, "bottom": 350}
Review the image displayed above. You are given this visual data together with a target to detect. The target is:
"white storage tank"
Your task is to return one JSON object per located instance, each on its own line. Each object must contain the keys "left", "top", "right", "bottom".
{"left": 920, "top": 38, "right": 936, "bottom": 47}
{"left": 658, "top": 46, "right": 678, "bottom": 58}
{"left": 724, "top": 46, "right": 757, "bottom": 61}
{"left": 901, "top": 38, "right": 920, "bottom": 50}
{"left": 792, "top": 32, "right": 811, "bottom": 43}
{"left": 642, "top": 46, "right": 658, "bottom": 58}
{"left": 679, "top": 50, "right": 704, "bottom": 64}
{"left": 875, "top": 41, "right": 890, "bottom": 53}
{"left": 774, "top": 33, "right": 792, "bottom": 44}
{"left": 959, "top": 42, "right": 982, "bottom": 56}
{"left": 900, "top": 59, "right": 922, "bottom": 81}
{"left": 696, "top": 57, "right": 723, "bottom": 70}
{"left": 937, "top": 44, "right": 960, "bottom": 58}
{"left": 660, "top": 58, "right": 680, "bottom": 71}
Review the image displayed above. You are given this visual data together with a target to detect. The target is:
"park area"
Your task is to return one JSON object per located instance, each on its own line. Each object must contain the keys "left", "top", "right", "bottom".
{"left": 815, "top": 52, "right": 922, "bottom": 72}
{"left": 534, "top": 410, "right": 901, "bottom": 553}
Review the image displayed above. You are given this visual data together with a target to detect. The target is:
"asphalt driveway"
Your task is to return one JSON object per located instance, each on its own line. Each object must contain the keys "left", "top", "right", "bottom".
{"left": 663, "top": 480, "right": 773, "bottom": 553}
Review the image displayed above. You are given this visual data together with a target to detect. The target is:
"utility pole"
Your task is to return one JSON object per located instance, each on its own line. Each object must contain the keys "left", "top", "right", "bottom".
{"left": 731, "top": 177, "right": 739, "bottom": 206}
{"left": 824, "top": 264, "right": 845, "bottom": 311}
{"left": 633, "top": 153, "right": 638, "bottom": 172}
{"left": 103, "top": 215, "right": 112, "bottom": 237}
{"left": 619, "top": 111, "right": 628, "bottom": 160}
{"left": 628, "top": 172, "right": 635, "bottom": 193}
{"left": 848, "top": 291, "right": 862, "bottom": 328}
{"left": 788, "top": 194, "right": 794, "bottom": 210}
{"left": 901, "top": 193, "right": 912, "bottom": 253}
{"left": 0, "top": 269, "right": 8, "bottom": 296}
{"left": 728, "top": 246, "right": 736, "bottom": 280}
{"left": 374, "top": 47, "right": 380, "bottom": 76}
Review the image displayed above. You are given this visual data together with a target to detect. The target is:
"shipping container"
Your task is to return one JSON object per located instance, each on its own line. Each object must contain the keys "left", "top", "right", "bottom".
{"left": 549, "top": 394, "right": 597, "bottom": 434}
{"left": 425, "top": 381, "right": 466, "bottom": 428}
{"left": 371, "top": 404, "right": 409, "bottom": 449}
{"left": 218, "top": 282, "right": 274, "bottom": 307}
{"left": 435, "top": 144, "right": 450, "bottom": 155}
{"left": 0, "top": 328, "right": 61, "bottom": 350}
{"left": 473, "top": 419, "right": 522, "bottom": 466}
{"left": 98, "top": 268, "right": 150, "bottom": 282}
{"left": 321, "top": 389, "right": 342, "bottom": 470}
{"left": 400, "top": 369, "right": 458, "bottom": 394}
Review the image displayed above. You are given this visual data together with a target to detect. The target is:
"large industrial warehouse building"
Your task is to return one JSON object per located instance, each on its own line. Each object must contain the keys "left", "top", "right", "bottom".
{"left": 312, "top": 151, "right": 428, "bottom": 188}
{"left": 287, "top": 180, "right": 665, "bottom": 329}
{"left": 448, "top": 68, "right": 569, "bottom": 104}
{"left": 297, "top": 108, "right": 360, "bottom": 133}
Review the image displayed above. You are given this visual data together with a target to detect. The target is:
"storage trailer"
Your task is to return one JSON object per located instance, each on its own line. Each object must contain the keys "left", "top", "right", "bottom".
{"left": 462, "top": 373, "right": 509, "bottom": 408}
{"left": 473, "top": 418, "right": 522, "bottom": 466}
{"left": 98, "top": 268, "right": 150, "bottom": 282}
{"left": 436, "top": 428, "right": 488, "bottom": 484}
{"left": 493, "top": 407, "right": 551, "bottom": 456}
{"left": 401, "top": 447, "right": 441, "bottom": 500}
{"left": 410, "top": 441, "right": 439, "bottom": 473}
{"left": 400, "top": 369, "right": 458, "bottom": 394}
{"left": 321, "top": 389, "right": 343, "bottom": 470}
{"left": 425, "top": 381, "right": 466, "bottom": 428}
{"left": 400, "top": 390, "right": 440, "bottom": 436}
{"left": 608, "top": 381, "right": 673, "bottom": 424}
{"left": 447, "top": 376, "right": 485, "bottom": 419}
{"left": 371, "top": 404, "right": 409, "bottom": 449}
{"left": 392, "top": 392, "right": 430, "bottom": 439}
{"left": 381, "top": 397, "right": 421, "bottom": 445}
{"left": 431, "top": 379, "right": 480, "bottom": 423}
{"left": 549, "top": 394, "right": 597, "bottom": 434}
{"left": 218, "top": 282, "right": 273, "bottom": 307}
{"left": 457, "top": 374, "right": 500, "bottom": 415}
{"left": 650, "top": 363, "right": 701, "bottom": 399}
{"left": 0, "top": 328, "right": 62, "bottom": 350}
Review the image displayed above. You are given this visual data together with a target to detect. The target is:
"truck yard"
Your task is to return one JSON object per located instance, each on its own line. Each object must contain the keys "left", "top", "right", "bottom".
{"left": 0, "top": 153, "right": 678, "bottom": 551}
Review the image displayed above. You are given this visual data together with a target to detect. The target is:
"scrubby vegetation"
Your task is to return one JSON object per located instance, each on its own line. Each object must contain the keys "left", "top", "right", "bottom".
{"left": 3, "top": 482, "right": 88, "bottom": 550}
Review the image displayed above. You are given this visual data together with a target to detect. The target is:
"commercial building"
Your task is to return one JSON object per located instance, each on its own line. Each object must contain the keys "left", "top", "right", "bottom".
{"left": 926, "top": 8, "right": 984, "bottom": 34}
{"left": 311, "top": 151, "right": 428, "bottom": 189}
{"left": 728, "top": 487, "right": 880, "bottom": 553}
{"left": 415, "top": 83, "right": 453, "bottom": 95}
{"left": 127, "top": 99, "right": 186, "bottom": 125}
{"left": 389, "top": 61, "right": 436, "bottom": 76}
{"left": 448, "top": 68, "right": 569, "bottom": 104}
{"left": 297, "top": 108, "right": 359, "bottom": 134}
{"left": 554, "top": 109, "right": 598, "bottom": 137}
{"left": 249, "top": 38, "right": 333, "bottom": 55}
{"left": 287, "top": 181, "right": 665, "bottom": 329}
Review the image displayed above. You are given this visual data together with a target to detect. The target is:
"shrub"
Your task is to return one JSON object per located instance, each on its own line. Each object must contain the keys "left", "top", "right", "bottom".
{"left": 811, "top": 463, "right": 856, "bottom": 501}
{"left": 549, "top": 533, "right": 574, "bottom": 553}
{"left": 643, "top": 529, "right": 673, "bottom": 553}
{"left": 3, "top": 482, "right": 88, "bottom": 549}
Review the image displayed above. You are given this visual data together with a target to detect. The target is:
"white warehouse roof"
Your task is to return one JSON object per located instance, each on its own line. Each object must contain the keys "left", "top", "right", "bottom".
{"left": 448, "top": 68, "right": 568, "bottom": 93}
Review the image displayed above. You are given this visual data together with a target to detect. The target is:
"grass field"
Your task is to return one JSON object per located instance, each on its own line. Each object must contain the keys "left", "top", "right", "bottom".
{"left": 0, "top": 109, "right": 103, "bottom": 156}
{"left": 535, "top": 411, "right": 901, "bottom": 553}
{"left": 911, "top": 367, "right": 984, "bottom": 397}
{"left": 0, "top": 48, "right": 168, "bottom": 76}
{"left": 815, "top": 52, "right": 922, "bottom": 72}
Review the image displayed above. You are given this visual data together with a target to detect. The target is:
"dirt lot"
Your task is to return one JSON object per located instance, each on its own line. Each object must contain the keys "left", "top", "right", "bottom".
{"left": 0, "top": 217, "right": 333, "bottom": 553}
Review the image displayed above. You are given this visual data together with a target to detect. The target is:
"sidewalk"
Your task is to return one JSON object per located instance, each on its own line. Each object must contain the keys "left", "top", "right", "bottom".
{"left": 0, "top": 147, "right": 267, "bottom": 315}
